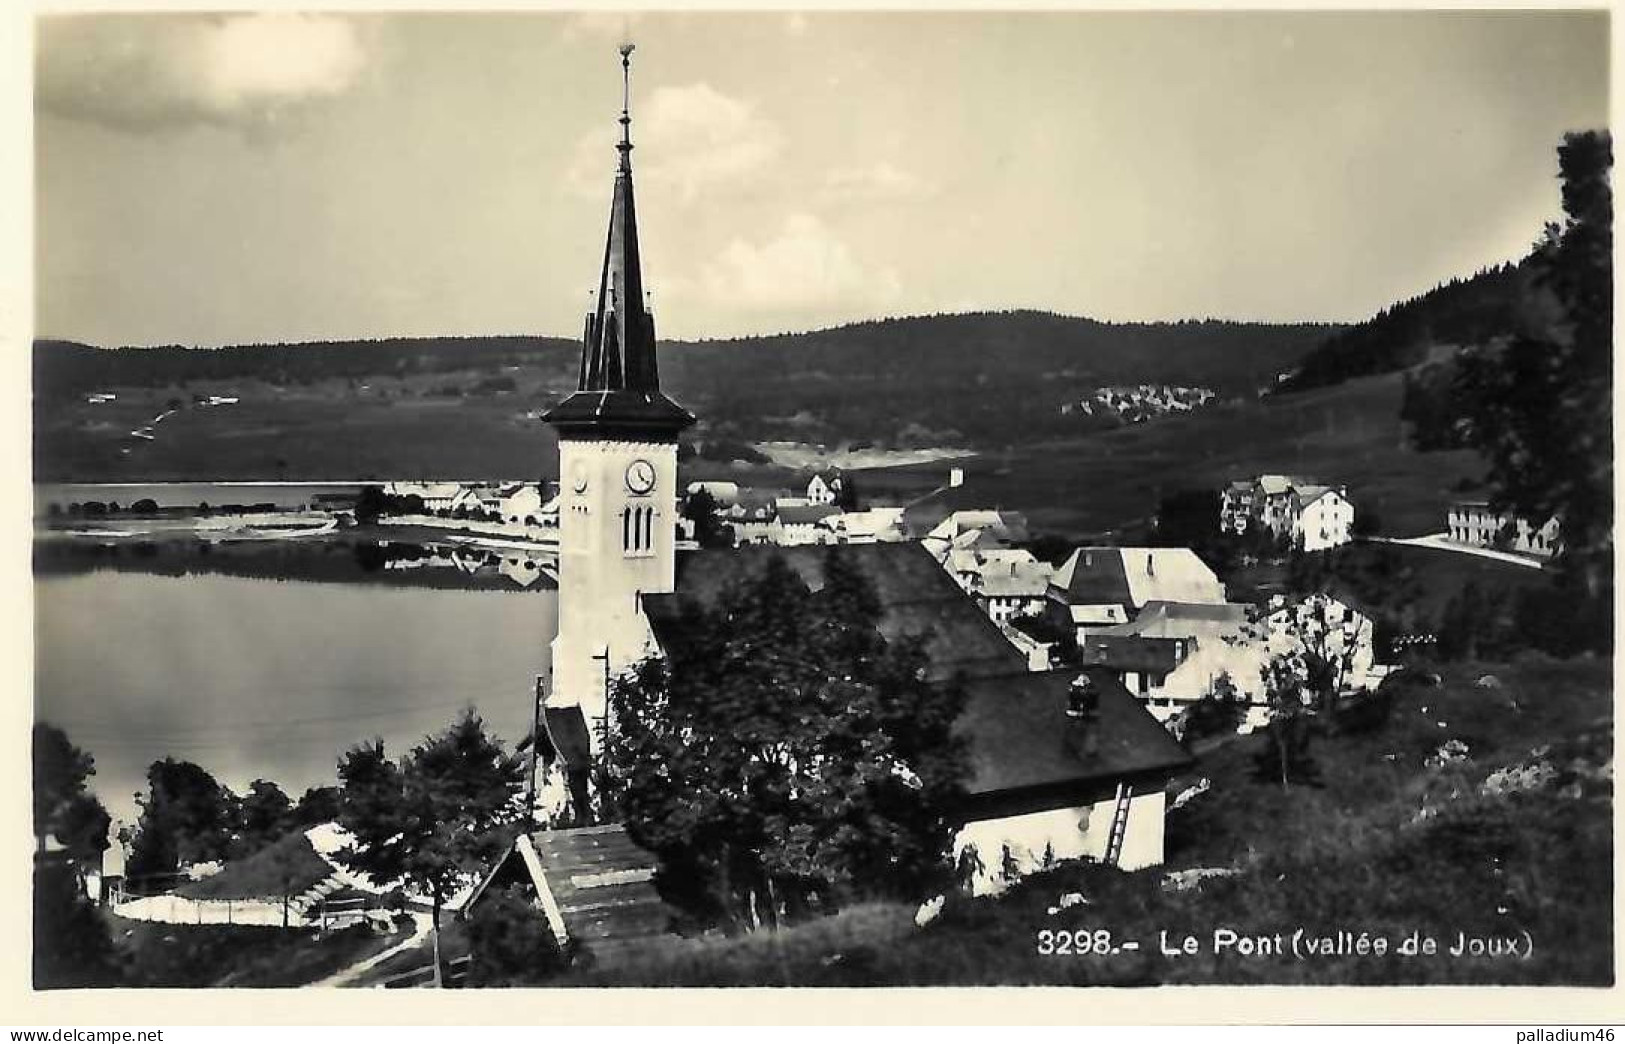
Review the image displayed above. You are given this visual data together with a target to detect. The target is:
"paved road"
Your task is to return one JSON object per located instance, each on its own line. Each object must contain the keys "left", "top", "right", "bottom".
{"left": 313, "top": 911, "right": 433, "bottom": 988}
{"left": 1364, "top": 534, "right": 1545, "bottom": 570}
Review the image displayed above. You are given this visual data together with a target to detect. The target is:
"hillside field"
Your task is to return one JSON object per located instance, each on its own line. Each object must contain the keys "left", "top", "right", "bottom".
{"left": 855, "top": 370, "right": 1484, "bottom": 539}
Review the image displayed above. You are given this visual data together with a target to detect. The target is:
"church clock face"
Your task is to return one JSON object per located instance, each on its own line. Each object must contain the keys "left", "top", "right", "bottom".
{"left": 625, "top": 459, "right": 657, "bottom": 496}
{"left": 570, "top": 460, "right": 589, "bottom": 494}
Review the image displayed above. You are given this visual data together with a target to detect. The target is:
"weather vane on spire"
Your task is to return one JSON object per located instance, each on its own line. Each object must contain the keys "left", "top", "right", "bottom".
{"left": 616, "top": 42, "right": 636, "bottom": 173}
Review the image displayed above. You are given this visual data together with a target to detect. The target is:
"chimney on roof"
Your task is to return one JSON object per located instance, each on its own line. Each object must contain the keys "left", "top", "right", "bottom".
{"left": 1147, "top": 553, "right": 1155, "bottom": 577}
{"left": 948, "top": 467, "right": 964, "bottom": 489}
{"left": 1067, "top": 674, "right": 1100, "bottom": 720}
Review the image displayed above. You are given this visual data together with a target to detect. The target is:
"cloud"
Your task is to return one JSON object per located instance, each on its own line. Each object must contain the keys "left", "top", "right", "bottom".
{"left": 819, "top": 161, "right": 934, "bottom": 204}
{"left": 559, "top": 12, "right": 644, "bottom": 44}
{"left": 568, "top": 82, "right": 784, "bottom": 203}
{"left": 37, "top": 14, "right": 371, "bottom": 134}
{"left": 688, "top": 213, "right": 901, "bottom": 326}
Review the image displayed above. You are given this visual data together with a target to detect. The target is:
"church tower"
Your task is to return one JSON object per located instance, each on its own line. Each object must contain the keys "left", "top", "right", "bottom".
{"left": 543, "top": 45, "right": 694, "bottom": 744}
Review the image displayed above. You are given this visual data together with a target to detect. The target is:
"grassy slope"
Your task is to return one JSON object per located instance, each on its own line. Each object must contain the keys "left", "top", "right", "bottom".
{"left": 855, "top": 371, "right": 1483, "bottom": 539}
{"left": 35, "top": 372, "right": 565, "bottom": 483}
{"left": 38, "top": 368, "right": 1479, "bottom": 544}
{"left": 106, "top": 916, "right": 408, "bottom": 987}
{"left": 566, "top": 657, "right": 1611, "bottom": 986}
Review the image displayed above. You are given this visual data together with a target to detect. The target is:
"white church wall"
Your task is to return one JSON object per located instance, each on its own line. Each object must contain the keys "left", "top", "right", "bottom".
{"left": 551, "top": 437, "right": 679, "bottom": 731}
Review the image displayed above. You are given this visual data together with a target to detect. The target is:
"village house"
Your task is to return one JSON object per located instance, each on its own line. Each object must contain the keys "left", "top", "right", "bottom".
{"left": 726, "top": 505, "right": 778, "bottom": 545}
{"left": 820, "top": 506, "right": 906, "bottom": 544}
{"left": 944, "top": 548, "right": 1052, "bottom": 624}
{"left": 499, "top": 482, "right": 548, "bottom": 525}
{"left": 775, "top": 502, "right": 842, "bottom": 546}
{"left": 805, "top": 469, "right": 845, "bottom": 506}
{"left": 1221, "top": 474, "right": 1355, "bottom": 551}
{"left": 384, "top": 481, "right": 466, "bottom": 514}
{"left": 1046, "top": 547, "right": 1227, "bottom": 641}
{"left": 920, "top": 510, "right": 1031, "bottom": 561}
{"left": 1219, "top": 479, "right": 1257, "bottom": 535}
{"left": 1291, "top": 485, "right": 1356, "bottom": 552}
{"left": 1078, "top": 602, "right": 1273, "bottom": 731}
{"left": 1264, "top": 591, "right": 1386, "bottom": 693}
{"left": 1446, "top": 501, "right": 1562, "bottom": 558}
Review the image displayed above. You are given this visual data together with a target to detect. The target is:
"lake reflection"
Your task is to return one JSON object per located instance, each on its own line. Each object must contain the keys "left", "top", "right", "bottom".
{"left": 34, "top": 538, "right": 558, "bottom": 873}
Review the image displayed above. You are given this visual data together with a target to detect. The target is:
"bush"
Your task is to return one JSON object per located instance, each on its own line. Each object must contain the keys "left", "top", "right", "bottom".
{"left": 34, "top": 862, "right": 120, "bottom": 988}
{"left": 464, "top": 884, "right": 568, "bottom": 986}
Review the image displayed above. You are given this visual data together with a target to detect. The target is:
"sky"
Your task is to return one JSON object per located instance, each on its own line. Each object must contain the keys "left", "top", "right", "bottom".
{"left": 33, "top": 9, "right": 1610, "bottom": 347}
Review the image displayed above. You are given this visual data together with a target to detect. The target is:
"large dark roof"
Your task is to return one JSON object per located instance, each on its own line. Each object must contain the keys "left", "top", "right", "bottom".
{"left": 956, "top": 668, "right": 1192, "bottom": 799}
{"left": 646, "top": 542, "right": 1028, "bottom": 683}
{"left": 643, "top": 543, "right": 1191, "bottom": 806}
{"left": 1078, "top": 634, "right": 1186, "bottom": 673}
{"left": 1052, "top": 548, "right": 1133, "bottom": 605}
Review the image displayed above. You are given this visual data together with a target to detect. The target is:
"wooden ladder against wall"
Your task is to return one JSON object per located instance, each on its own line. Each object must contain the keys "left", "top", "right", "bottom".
{"left": 1103, "top": 782, "right": 1133, "bottom": 867}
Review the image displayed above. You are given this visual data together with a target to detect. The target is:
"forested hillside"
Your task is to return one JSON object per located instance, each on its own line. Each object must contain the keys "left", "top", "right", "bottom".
{"left": 34, "top": 311, "right": 1337, "bottom": 481}
{"left": 1276, "top": 257, "right": 1537, "bottom": 394}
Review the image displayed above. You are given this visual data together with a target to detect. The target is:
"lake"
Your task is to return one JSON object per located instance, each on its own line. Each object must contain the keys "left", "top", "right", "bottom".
{"left": 34, "top": 538, "right": 558, "bottom": 875}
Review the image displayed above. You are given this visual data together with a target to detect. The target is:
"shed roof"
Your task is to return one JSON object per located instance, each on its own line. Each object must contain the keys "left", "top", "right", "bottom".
{"left": 467, "top": 824, "right": 673, "bottom": 957}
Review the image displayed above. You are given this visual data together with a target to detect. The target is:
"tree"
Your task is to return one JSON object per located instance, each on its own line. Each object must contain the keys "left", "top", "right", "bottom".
{"left": 125, "top": 758, "right": 238, "bottom": 881}
{"left": 1454, "top": 131, "right": 1612, "bottom": 620}
{"left": 1180, "top": 671, "right": 1247, "bottom": 743}
{"left": 33, "top": 723, "right": 111, "bottom": 865}
{"left": 834, "top": 474, "right": 861, "bottom": 512}
{"left": 681, "top": 488, "right": 734, "bottom": 549}
{"left": 1153, "top": 488, "right": 1236, "bottom": 576}
{"left": 237, "top": 779, "right": 293, "bottom": 855}
{"left": 336, "top": 710, "right": 524, "bottom": 932}
{"left": 34, "top": 860, "right": 120, "bottom": 988}
{"left": 354, "top": 485, "right": 388, "bottom": 525}
{"left": 1252, "top": 652, "right": 1323, "bottom": 790}
{"left": 464, "top": 883, "right": 569, "bottom": 986}
{"left": 292, "top": 785, "right": 341, "bottom": 827}
{"left": 603, "top": 550, "right": 968, "bottom": 931}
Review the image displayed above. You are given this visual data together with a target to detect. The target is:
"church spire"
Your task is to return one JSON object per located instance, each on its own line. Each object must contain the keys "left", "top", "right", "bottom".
{"left": 545, "top": 43, "right": 693, "bottom": 440}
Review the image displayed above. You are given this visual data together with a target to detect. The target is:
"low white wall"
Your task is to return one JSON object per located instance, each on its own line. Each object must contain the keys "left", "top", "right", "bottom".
{"left": 952, "top": 789, "right": 1167, "bottom": 896}
{"left": 112, "top": 894, "right": 294, "bottom": 927}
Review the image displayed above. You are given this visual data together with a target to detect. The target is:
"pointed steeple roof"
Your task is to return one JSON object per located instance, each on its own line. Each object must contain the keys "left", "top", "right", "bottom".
{"left": 545, "top": 44, "right": 694, "bottom": 440}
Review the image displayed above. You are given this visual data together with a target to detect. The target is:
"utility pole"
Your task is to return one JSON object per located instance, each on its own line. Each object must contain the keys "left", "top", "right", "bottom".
{"left": 524, "top": 674, "right": 544, "bottom": 825}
